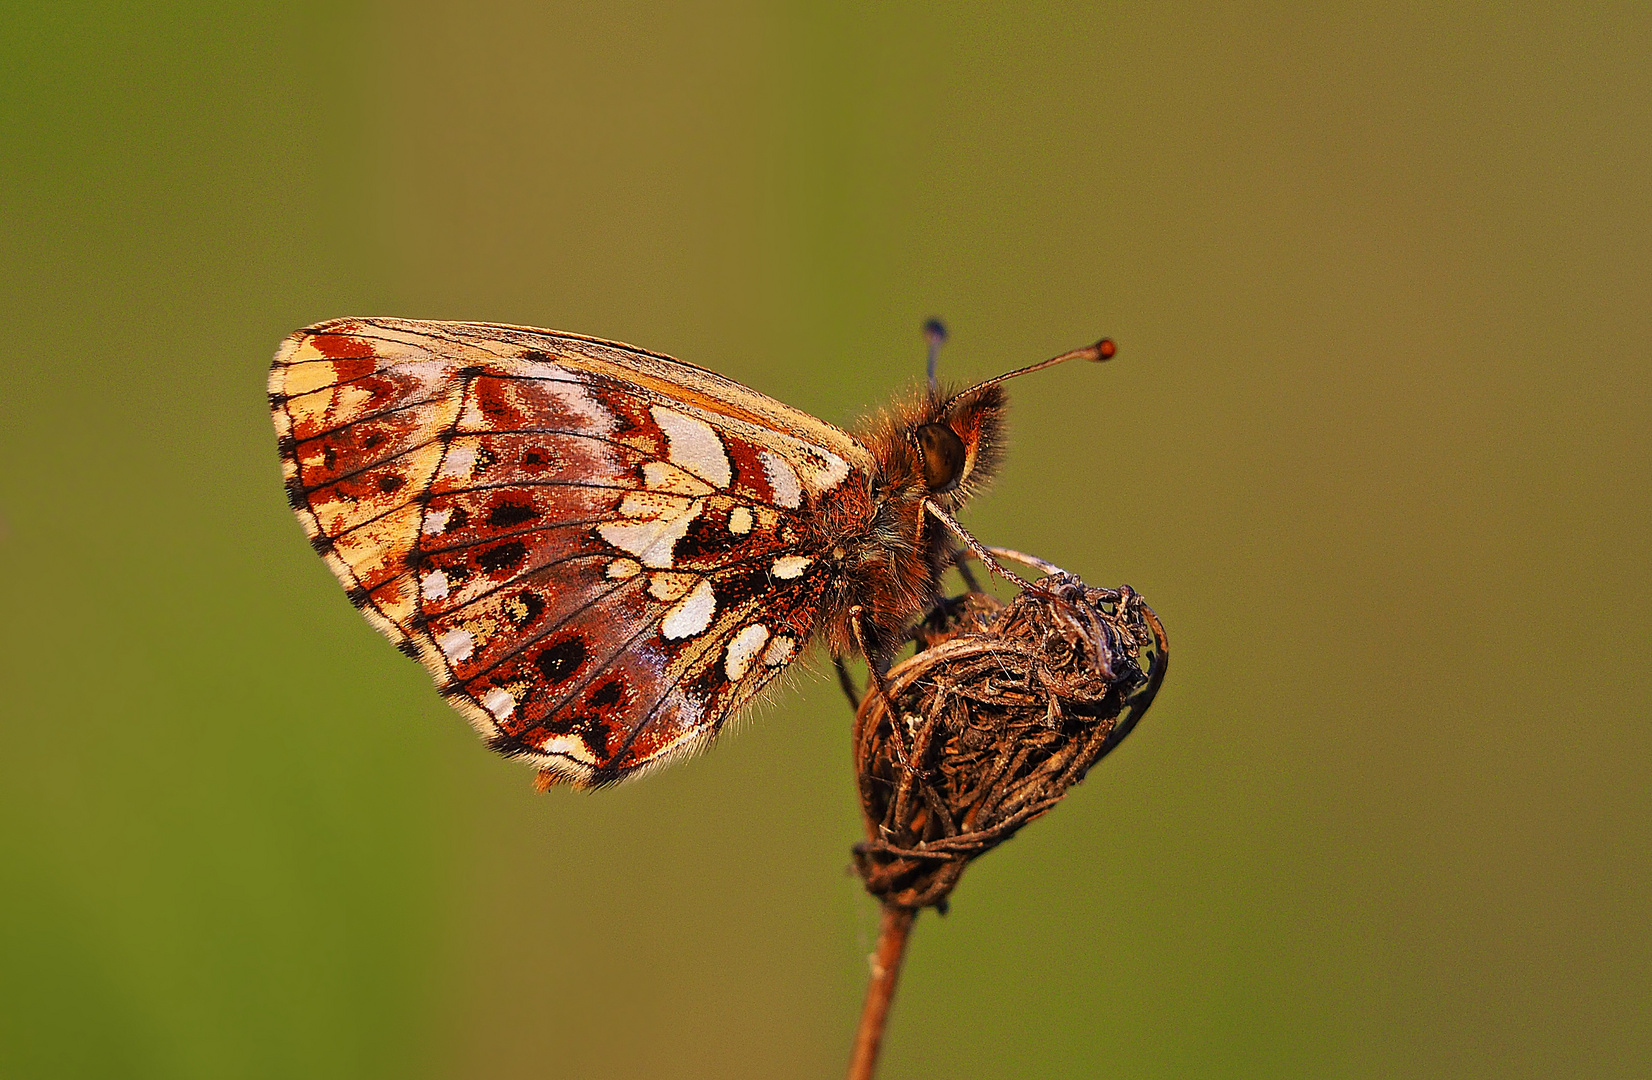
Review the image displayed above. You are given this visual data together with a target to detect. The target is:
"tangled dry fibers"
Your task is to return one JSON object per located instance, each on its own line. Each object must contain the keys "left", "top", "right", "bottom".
{"left": 852, "top": 574, "right": 1169, "bottom": 911}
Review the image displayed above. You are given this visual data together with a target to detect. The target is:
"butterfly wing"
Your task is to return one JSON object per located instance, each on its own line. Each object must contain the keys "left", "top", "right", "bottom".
{"left": 270, "top": 318, "right": 873, "bottom": 786}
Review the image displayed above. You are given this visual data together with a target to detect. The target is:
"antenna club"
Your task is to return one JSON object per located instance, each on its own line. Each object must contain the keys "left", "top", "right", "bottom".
{"left": 937, "top": 334, "right": 1120, "bottom": 413}
{"left": 923, "top": 318, "right": 949, "bottom": 346}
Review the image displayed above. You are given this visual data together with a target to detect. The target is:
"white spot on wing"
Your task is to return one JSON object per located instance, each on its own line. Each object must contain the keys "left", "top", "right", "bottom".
{"left": 810, "top": 448, "right": 850, "bottom": 491}
{"left": 544, "top": 374, "right": 614, "bottom": 432}
{"left": 597, "top": 502, "right": 702, "bottom": 568}
{"left": 605, "top": 558, "right": 641, "bottom": 580}
{"left": 647, "top": 572, "right": 695, "bottom": 602}
{"left": 541, "top": 735, "right": 597, "bottom": 765}
{"left": 661, "top": 578, "right": 717, "bottom": 640}
{"left": 771, "top": 555, "right": 811, "bottom": 580}
{"left": 438, "top": 628, "right": 474, "bottom": 663}
{"left": 420, "top": 569, "right": 450, "bottom": 600}
{"left": 440, "top": 443, "right": 477, "bottom": 478}
{"left": 728, "top": 506, "right": 753, "bottom": 534}
{"left": 762, "top": 634, "right": 796, "bottom": 668}
{"left": 759, "top": 450, "right": 803, "bottom": 508}
{"left": 651, "top": 406, "right": 731, "bottom": 488}
{"left": 724, "top": 624, "right": 770, "bottom": 682}
{"left": 481, "top": 687, "right": 515, "bottom": 720}
{"left": 421, "top": 507, "right": 452, "bottom": 535}
{"left": 643, "top": 460, "right": 714, "bottom": 496}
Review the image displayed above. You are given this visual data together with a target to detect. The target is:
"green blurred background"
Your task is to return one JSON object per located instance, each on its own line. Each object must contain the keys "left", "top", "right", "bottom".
{"left": 3, "top": 3, "right": 1648, "bottom": 1077}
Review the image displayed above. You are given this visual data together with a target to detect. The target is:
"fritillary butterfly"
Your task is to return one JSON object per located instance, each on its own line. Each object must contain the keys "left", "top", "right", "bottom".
{"left": 270, "top": 319, "right": 1113, "bottom": 787}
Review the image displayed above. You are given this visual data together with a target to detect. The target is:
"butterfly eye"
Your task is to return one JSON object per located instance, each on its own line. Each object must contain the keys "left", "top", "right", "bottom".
{"left": 916, "top": 422, "right": 967, "bottom": 493}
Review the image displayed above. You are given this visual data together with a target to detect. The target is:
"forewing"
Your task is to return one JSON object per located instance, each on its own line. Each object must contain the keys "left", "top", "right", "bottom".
{"left": 270, "top": 318, "right": 857, "bottom": 785}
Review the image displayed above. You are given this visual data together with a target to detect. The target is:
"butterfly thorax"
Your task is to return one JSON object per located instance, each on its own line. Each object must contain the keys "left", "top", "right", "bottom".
{"left": 818, "top": 384, "right": 1008, "bottom": 664}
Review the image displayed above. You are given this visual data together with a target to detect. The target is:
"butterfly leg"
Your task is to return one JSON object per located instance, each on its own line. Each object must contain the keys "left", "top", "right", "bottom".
{"left": 835, "top": 656, "right": 863, "bottom": 712}
{"left": 922, "top": 498, "right": 1039, "bottom": 591}
{"left": 848, "top": 605, "right": 957, "bottom": 863}
{"left": 981, "top": 544, "right": 1069, "bottom": 579}
{"left": 850, "top": 605, "right": 913, "bottom": 771}
{"left": 848, "top": 602, "right": 934, "bottom": 861}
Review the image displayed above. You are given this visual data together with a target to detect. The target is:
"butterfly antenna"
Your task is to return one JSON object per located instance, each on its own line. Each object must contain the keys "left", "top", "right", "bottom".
{"left": 923, "top": 317, "right": 948, "bottom": 393}
{"left": 941, "top": 336, "right": 1116, "bottom": 411}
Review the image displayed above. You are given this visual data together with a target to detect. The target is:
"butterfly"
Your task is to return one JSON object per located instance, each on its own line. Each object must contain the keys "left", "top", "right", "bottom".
{"left": 270, "top": 318, "right": 1114, "bottom": 788}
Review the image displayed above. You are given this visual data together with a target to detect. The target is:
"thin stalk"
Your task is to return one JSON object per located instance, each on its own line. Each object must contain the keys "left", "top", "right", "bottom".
{"left": 847, "top": 904, "right": 918, "bottom": 1080}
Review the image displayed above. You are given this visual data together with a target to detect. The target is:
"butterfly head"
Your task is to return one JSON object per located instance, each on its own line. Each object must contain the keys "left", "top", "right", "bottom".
{"left": 911, "top": 383, "right": 1007, "bottom": 499}
{"left": 883, "top": 336, "right": 1117, "bottom": 505}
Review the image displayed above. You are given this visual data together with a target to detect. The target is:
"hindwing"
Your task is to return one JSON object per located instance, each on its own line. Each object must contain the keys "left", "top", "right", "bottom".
{"left": 270, "top": 318, "right": 869, "bottom": 785}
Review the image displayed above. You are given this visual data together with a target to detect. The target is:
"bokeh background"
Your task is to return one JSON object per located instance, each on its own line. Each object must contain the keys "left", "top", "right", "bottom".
{"left": 3, "top": 3, "right": 1648, "bottom": 1077}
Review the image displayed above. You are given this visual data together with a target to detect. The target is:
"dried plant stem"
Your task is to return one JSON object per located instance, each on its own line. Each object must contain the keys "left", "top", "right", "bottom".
{"left": 847, "top": 904, "right": 918, "bottom": 1080}
{"left": 844, "top": 573, "right": 1167, "bottom": 1072}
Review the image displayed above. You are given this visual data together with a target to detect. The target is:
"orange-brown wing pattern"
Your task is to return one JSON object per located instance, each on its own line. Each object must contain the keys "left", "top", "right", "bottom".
{"left": 270, "top": 318, "right": 867, "bottom": 785}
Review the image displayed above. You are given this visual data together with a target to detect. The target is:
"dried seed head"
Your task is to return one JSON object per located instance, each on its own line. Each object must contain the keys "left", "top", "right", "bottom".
{"left": 852, "top": 574, "right": 1168, "bottom": 911}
